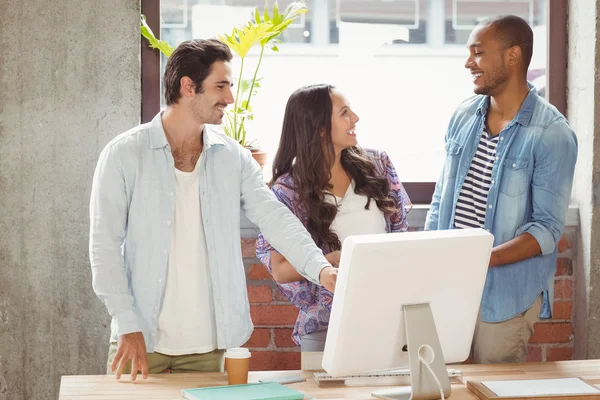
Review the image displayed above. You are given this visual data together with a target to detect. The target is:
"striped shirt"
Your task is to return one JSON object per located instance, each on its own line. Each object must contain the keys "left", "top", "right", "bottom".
{"left": 454, "top": 125, "right": 499, "bottom": 229}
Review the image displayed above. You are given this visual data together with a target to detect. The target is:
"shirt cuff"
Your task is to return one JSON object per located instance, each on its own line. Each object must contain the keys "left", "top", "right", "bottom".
{"left": 518, "top": 223, "right": 555, "bottom": 255}
{"left": 113, "top": 309, "right": 142, "bottom": 337}
{"left": 305, "top": 262, "right": 330, "bottom": 286}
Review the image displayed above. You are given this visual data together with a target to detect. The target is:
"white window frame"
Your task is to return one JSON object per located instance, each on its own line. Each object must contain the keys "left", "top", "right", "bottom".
{"left": 451, "top": 0, "right": 534, "bottom": 30}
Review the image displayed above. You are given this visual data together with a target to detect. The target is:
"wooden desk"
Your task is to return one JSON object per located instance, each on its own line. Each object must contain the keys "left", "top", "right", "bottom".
{"left": 59, "top": 360, "right": 600, "bottom": 400}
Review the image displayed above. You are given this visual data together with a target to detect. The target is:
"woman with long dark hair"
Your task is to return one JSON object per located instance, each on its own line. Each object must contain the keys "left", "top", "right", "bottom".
{"left": 256, "top": 84, "right": 412, "bottom": 351}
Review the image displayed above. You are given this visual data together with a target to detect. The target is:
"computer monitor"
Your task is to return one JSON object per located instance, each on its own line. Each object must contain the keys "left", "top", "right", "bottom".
{"left": 322, "top": 228, "right": 493, "bottom": 400}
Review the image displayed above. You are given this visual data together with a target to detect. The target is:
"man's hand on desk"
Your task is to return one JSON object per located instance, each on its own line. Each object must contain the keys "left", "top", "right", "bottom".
{"left": 111, "top": 332, "right": 149, "bottom": 381}
{"left": 319, "top": 266, "right": 338, "bottom": 293}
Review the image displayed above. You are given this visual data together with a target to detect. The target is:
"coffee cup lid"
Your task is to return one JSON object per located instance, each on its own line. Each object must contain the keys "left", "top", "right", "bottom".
{"left": 225, "top": 347, "right": 251, "bottom": 359}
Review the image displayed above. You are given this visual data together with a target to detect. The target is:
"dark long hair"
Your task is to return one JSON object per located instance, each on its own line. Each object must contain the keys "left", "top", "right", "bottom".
{"left": 271, "top": 84, "right": 396, "bottom": 252}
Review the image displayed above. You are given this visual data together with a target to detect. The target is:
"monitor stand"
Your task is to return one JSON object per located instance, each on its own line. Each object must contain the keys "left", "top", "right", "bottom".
{"left": 372, "top": 303, "right": 451, "bottom": 400}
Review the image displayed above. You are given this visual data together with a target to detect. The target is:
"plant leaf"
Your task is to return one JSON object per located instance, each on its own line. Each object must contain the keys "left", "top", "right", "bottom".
{"left": 240, "top": 77, "right": 263, "bottom": 95}
{"left": 140, "top": 15, "right": 174, "bottom": 57}
{"left": 241, "top": 101, "right": 253, "bottom": 112}
{"left": 258, "top": 1, "right": 307, "bottom": 47}
{"left": 272, "top": 1, "right": 280, "bottom": 22}
{"left": 218, "top": 22, "right": 276, "bottom": 58}
{"left": 254, "top": 7, "right": 261, "bottom": 24}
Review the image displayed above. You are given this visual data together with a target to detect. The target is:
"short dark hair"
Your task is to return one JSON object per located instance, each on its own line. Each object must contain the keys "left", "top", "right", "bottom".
{"left": 163, "top": 39, "right": 232, "bottom": 105}
{"left": 479, "top": 15, "right": 534, "bottom": 73}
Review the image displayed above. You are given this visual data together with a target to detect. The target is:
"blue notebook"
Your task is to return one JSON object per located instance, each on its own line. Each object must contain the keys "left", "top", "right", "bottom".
{"left": 181, "top": 382, "right": 305, "bottom": 400}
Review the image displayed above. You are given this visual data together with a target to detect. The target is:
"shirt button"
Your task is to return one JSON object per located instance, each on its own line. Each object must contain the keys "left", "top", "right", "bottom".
{"left": 495, "top": 156, "right": 499, "bottom": 161}
{"left": 491, "top": 180, "right": 495, "bottom": 184}
{"left": 500, "top": 137, "right": 504, "bottom": 141}
{"left": 163, "top": 250, "right": 167, "bottom": 255}
{"left": 488, "top": 204, "right": 493, "bottom": 209}
{"left": 170, "top": 192, "right": 174, "bottom": 196}
{"left": 512, "top": 163, "right": 517, "bottom": 168}
{"left": 158, "top": 279, "right": 162, "bottom": 284}
{"left": 167, "top": 220, "right": 172, "bottom": 225}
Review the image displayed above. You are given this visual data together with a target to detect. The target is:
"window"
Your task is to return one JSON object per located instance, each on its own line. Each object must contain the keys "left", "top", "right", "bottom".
{"left": 143, "top": 0, "right": 565, "bottom": 203}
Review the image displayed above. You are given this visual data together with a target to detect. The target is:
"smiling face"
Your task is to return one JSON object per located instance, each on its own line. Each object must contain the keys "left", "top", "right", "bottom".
{"left": 329, "top": 88, "right": 360, "bottom": 154}
{"left": 188, "top": 60, "right": 235, "bottom": 125}
{"left": 465, "top": 24, "right": 511, "bottom": 96}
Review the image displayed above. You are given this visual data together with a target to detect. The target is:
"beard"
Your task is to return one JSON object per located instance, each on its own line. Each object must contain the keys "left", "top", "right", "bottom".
{"left": 189, "top": 97, "right": 222, "bottom": 125}
{"left": 474, "top": 68, "right": 510, "bottom": 96}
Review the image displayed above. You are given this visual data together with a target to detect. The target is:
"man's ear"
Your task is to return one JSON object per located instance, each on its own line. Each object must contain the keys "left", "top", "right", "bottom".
{"left": 180, "top": 76, "right": 196, "bottom": 98}
{"left": 507, "top": 45, "right": 521, "bottom": 68}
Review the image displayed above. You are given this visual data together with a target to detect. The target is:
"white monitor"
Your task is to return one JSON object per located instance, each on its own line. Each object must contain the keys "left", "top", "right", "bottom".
{"left": 322, "top": 228, "right": 493, "bottom": 390}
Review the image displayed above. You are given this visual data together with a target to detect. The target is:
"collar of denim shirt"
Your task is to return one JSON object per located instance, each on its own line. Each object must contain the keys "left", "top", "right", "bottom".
{"left": 475, "top": 82, "right": 538, "bottom": 128}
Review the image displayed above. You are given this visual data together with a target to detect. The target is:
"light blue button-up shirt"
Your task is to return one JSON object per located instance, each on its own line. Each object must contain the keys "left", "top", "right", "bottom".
{"left": 89, "top": 113, "right": 330, "bottom": 352}
{"left": 425, "top": 85, "right": 578, "bottom": 323}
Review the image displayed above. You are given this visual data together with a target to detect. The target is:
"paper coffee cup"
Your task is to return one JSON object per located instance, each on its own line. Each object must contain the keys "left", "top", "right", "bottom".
{"left": 224, "top": 348, "right": 251, "bottom": 385}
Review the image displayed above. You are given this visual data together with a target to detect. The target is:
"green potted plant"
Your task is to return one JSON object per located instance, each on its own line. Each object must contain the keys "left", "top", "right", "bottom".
{"left": 218, "top": 1, "right": 308, "bottom": 168}
{"left": 140, "top": 1, "right": 307, "bottom": 169}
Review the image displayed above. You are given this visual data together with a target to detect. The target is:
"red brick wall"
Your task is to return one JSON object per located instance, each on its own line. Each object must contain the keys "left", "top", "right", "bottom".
{"left": 241, "top": 237, "right": 575, "bottom": 370}
{"left": 527, "top": 256, "right": 575, "bottom": 362}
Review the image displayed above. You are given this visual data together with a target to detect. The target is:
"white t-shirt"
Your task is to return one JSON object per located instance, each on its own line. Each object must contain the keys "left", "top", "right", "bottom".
{"left": 154, "top": 158, "right": 217, "bottom": 355}
{"left": 327, "top": 181, "right": 387, "bottom": 244}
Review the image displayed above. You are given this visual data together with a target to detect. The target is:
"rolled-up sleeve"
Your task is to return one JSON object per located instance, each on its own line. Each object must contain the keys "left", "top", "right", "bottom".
{"left": 379, "top": 151, "right": 412, "bottom": 232}
{"left": 89, "top": 144, "right": 141, "bottom": 336}
{"left": 516, "top": 119, "right": 578, "bottom": 255}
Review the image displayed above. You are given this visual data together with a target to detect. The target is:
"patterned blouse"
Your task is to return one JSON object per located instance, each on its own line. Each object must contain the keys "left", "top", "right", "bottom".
{"left": 255, "top": 149, "right": 412, "bottom": 346}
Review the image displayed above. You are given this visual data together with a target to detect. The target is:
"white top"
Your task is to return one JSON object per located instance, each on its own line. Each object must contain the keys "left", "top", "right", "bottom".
{"left": 154, "top": 158, "right": 217, "bottom": 355}
{"left": 327, "top": 181, "right": 387, "bottom": 244}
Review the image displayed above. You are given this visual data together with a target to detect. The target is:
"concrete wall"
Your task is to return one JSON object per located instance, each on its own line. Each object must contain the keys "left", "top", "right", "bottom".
{"left": 568, "top": 0, "right": 600, "bottom": 359}
{"left": 1, "top": 0, "right": 600, "bottom": 399}
{"left": 0, "top": 0, "right": 140, "bottom": 399}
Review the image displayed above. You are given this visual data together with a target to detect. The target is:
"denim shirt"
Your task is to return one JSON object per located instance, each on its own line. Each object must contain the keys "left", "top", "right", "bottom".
{"left": 425, "top": 85, "right": 577, "bottom": 323}
{"left": 89, "top": 112, "right": 330, "bottom": 352}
